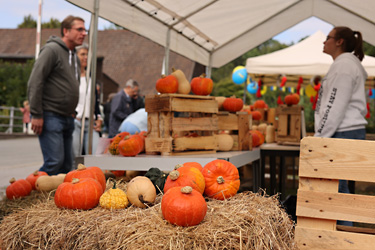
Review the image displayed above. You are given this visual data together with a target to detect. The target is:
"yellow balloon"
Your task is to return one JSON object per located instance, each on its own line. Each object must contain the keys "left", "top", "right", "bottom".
{"left": 260, "top": 86, "right": 267, "bottom": 95}
{"left": 305, "top": 84, "right": 317, "bottom": 97}
{"left": 233, "top": 66, "right": 245, "bottom": 73}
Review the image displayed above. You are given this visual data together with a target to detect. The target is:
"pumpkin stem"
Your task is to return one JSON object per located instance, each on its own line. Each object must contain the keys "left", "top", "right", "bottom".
{"left": 138, "top": 195, "right": 153, "bottom": 207}
{"left": 174, "top": 164, "right": 183, "bottom": 170}
{"left": 169, "top": 170, "right": 180, "bottom": 180}
{"left": 33, "top": 170, "right": 39, "bottom": 176}
{"left": 172, "top": 67, "right": 176, "bottom": 72}
{"left": 181, "top": 186, "right": 193, "bottom": 194}
{"left": 72, "top": 178, "right": 80, "bottom": 184}
{"left": 216, "top": 176, "right": 225, "bottom": 184}
{"left": 200, "top": 73, "right": 206, "bottom": 78}
{"left": 112, "top": 181, "right": 117, "bottom": 189}
{"left": 77, "top": 164, "right": 87, "bottom": 171}
{"left": 9, "top": 177, "right": 16, "bottom": 184}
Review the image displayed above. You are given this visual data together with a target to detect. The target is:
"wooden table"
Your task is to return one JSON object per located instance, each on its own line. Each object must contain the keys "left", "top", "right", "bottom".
{"left": 260, "top": 143, "right": 300, "bottom": 200}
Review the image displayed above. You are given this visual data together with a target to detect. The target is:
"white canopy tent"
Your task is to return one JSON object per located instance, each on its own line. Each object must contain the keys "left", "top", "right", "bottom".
{"left": 245, "top": 30, "right": 375, "bottom": 88}
{"left": 66, "top": 0, "right": 375, "bottom": 73}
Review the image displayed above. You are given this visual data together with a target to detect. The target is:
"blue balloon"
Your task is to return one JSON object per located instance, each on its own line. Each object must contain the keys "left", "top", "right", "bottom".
{"left": 370, "top": 88, "right": 375, "bottom": 99}
{"left": 232, "top": 68, "right": 248, "bottom": 84}
{"left": 247, "top": 82, "right": 258, "bottom": 94}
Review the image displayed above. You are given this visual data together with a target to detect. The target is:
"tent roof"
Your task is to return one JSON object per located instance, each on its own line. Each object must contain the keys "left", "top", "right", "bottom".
{"left": 66, "top": 0, "right": 375, "bottom": 68}
{"left": 245, "top": 30, "right": 375, "bottom": 77}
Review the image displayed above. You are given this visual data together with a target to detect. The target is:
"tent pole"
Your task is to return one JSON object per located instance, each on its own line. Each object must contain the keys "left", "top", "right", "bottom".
{"left": 87, "top": 0, "right": 99, "bottom": 155}
{"left": 164, "top": 28, "right": 171, "bottom": 75}
{"left": 206, "top": 52, "right": 212, "bottom": 78}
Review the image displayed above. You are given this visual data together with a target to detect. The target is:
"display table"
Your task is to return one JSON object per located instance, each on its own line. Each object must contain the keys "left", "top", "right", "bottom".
{"left": 260, "top": 143, "right": 300, "bottom": 200}
{"left": 81, "top": 149, "right": 260, "bottom": 172}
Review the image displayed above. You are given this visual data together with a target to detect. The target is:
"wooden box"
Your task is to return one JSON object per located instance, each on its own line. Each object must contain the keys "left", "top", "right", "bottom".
{"left": 275, "top": 105, "right": 304, "bottom": 144}
{"left": 145, "top": 94, "right": 218, "bottom": 155}
{"left": 217, "top": 111, "right": 251, "bottom": 151}
{"left": 295, "top": 137, "right": 375, "bottom": 250}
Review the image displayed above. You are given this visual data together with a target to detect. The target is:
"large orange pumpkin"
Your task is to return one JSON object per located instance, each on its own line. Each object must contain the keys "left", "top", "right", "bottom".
{"left": 6, "top": 178, "right": 32, "bottom": 200}
{"left": 164, "top": 165, "right": 205, "bottom": 194}
{"left": 26, "top": 170, "right": 48, "bottom": 190}
{"left": 108, "top": 131, "right": 130, "bottom": 155}
{"left": 222, "top": 96, "right": 243, "bottom": 112}
{"left": 64, "top": 164, "right": 106, "bottom": 191}
{"left": 190, "top": 74, "right": 213, "bottom": 95}
{"left": 202, "top": 159, "right": 240, "bottom": 200}
{"left": 54, "top": 178, "right": 103, "bottom": 210}
{"left": 162, "top": 186, "right": 207, "bottom": 227}
{"left": 178, "top": 162, "right": 203, "bottom": 172}
{"left": 156, "top": 74, "right": 178, "bottom": 94}
{"left": 118, "top": 134, "right": 144, "bottom": 157}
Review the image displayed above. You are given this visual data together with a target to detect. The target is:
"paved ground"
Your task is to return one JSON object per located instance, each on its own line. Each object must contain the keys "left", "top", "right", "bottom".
{"left": 0, "top": 136, "right": 43, "bottom": 198}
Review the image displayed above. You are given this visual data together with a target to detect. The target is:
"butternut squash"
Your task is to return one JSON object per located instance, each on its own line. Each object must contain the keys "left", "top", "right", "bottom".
{"left": 171, "top": 68, "right": 191, "bottom": 94}
{"left": 35, "top": 174, "right": 66, "bottom": 192}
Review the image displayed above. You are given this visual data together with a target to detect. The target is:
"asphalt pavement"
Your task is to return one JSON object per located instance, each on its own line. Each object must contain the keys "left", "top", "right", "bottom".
{"left": 0, "top": 136, "right": 43, "bottom": 198}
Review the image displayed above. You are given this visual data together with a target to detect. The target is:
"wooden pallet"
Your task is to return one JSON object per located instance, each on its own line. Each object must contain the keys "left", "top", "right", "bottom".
{"left": 217, "top": 111, "right": 252, "bottom": 151}
{"left": 145, "top": 94, "right": 218, "bottom": 156}
{"left": 295, "top": 137, "right": 375, "bottom": 249}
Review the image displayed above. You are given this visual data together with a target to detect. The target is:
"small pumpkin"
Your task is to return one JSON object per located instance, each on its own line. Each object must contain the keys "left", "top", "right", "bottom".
{"left": 161, "top": 186, "right": 207, "bottom": 227}
{"left": 6, "top": 178, "right": 32, "bottom": 200}
{"left": 126, "top": 176, "right": 156, "bottom": 208}
{"left": 144, "top": 168, "right": 169, "bottom": 194}
{"left": 202, "top": 159, "right": 240, "bottom": 200}
{"left": 26, "top": 170, "right": 48, "bottom": 190}
{"left": 156, "top": 74, "right": 178, "bottom": 94}
{"left": 179, "top": 162, "right": 203, "bottom": 172}
{"left": 284, "top": 94, "right": 300, "bottom": 105}
{"left": 190, "top": 73, "right": 213, "bottom": 95}
{"left": 253, "top": 100, "right": 267, "bottom": 109}
{"left": 99, "top": 181, "right": 129, "bottom": 209}
{"left": 64, "top": 163, "right": 106, "bottom": 191}
{"left": 216, "top": 133, "right": 234, "bottom": 151}
{"left": 111, "top": 170, "right": 126, "bottom": 177}
{"left": 164, "top": 165, "right": 205, "bottom": 194}
{"left": 249, "top": 130, "right": 264, "bottom": 147}
{"left": 108, "top": 132, "right": 130, "bottom": 155}
{"left": 222, "top": 96, "right": 243, "bottom": 112}
{"left": 55, "top": 178, "right": 103, "bottom": 210}
{"left": 35, "top": 174, "right": 66, "bottom": 192}
{"left": 118, "top": 134, "right": 144, "bottom": 157}
{"left": 251, "top": 110, "right": 262, "bottom": 120}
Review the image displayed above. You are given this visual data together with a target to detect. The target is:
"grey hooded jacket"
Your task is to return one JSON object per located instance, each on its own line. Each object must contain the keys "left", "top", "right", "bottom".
{"left": 28, "top": 36, "right": 80, "bottom": 118}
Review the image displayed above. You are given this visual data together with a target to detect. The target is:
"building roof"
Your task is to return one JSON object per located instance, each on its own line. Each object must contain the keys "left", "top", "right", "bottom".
{"left": 0, "top": 28, "right": 197, "bottom": 95}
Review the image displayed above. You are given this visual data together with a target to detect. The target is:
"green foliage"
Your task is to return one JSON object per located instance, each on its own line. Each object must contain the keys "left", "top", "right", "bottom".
{"left": 17, "top": 15, "right": 60, "bottom": 29}
{"left": 0, "top": 60, "right": 34, "bottom": 107}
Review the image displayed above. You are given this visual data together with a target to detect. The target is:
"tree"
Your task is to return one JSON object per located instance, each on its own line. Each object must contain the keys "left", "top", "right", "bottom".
{"left": 17, "top": 15, "right": 60, "bottom": 29}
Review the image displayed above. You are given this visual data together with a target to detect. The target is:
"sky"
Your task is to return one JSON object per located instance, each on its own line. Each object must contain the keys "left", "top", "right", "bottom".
{"left": 0, "top": 0, "right": 333, "bottom": 44}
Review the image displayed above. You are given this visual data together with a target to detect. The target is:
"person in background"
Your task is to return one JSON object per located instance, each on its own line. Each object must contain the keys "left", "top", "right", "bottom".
{"left": 103, "top": 92, "right": 116, "bottom": 137}
{"left": 108, "top": 79, "right": 139, "bottom": 138}
{"left": 20, "top": 100, "right": 31, "bottom": 134}
{"left": 315, "top": 26, "right": 367, "bottom": 225}
{"left": 118, "top": 108, "right": 147, "bottom": 134}
{"left": 28, "top": 15, "right": 86, "bottom": 175}
{"left": 72, "top": 43, "right": 102, "bottom": 160}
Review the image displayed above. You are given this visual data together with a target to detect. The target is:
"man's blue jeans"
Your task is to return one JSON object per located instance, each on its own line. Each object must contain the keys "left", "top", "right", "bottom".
{"left": 331, "top": 128, "right": 366, "bottom": 226}
{"left": 38, "top": 111, "right": 75, "bottom": 175}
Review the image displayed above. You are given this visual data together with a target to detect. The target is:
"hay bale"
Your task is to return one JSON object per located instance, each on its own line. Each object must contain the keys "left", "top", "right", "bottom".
{"left": 0, "top": 181, "right": 296, "bottom": 250}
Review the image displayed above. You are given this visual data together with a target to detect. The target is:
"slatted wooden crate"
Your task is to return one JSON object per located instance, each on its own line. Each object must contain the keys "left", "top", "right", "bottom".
{"left": 275, "top": 105, "right": 304, "bottom": 144}
{"left": 295, "top": 137, "right": 375, "bottom": 250}
{"left": 217, "top": 111, "right": 251, "bottom": 151}
{"left": 145, "top": 94, "right": 218, "bottom": 156}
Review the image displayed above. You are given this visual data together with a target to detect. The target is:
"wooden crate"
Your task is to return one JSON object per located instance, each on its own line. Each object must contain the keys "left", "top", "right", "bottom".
{"left": 295, "top": 137, "right": 375, "bottom": 250}
{"left": 145, "top": 94, "right": 218, "bottom": 155}
{"left": 217, "top": 111, "right": 251, "bottom": 151}
{"left": 275, "top": 105, "right": 304, "bottom": 144}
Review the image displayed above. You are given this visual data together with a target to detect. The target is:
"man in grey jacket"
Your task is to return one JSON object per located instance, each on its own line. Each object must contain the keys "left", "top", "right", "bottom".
{"left": 28, "top": 15, "right": 87, "bottom": 175}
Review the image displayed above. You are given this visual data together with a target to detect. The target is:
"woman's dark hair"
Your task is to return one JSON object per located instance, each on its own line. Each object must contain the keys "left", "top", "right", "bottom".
{"left": 60, "top": 15, "right": 85, "bottom": 37}
{"left": 334, "top": 26, "right": 364, "bottom": 61}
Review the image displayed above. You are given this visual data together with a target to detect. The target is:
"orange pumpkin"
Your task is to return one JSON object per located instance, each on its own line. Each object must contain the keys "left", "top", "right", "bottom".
{"left": 222, "top": 96, "right": 243, "bottom": 112}
{"left": 253, "top": 100, "right": 267, "bottom": 109}
{"left": 54, "top": 178, "right": 103, "bottom": 210}
{"left": 111, "top": 170, "right": 126, "bottom": 177}
{"left": 108, "top": 131, "right": 130, "bottom": 155}
{"left": 6, "top": 178, "right": 32, "bottom": 200}
{"left": 64, "top": 164, "right": 106, "bottom": 192}
{"left": 162, "top": 186, "right": 207, "bottom": 227}
{"left": 118, "top": 134, "right": 144, "bottom": 157}
{"left": 202, "top": 159, "right": 240, "bottom": 200}
{"left": 251, "top": 110, "right": 262, "bottom": 120}
{"left": 164, "top": 165, "right": 205, "bottom": 194}
{"left": 190, "top": 74, "right": 213, "bottom": 95}
{"left": 26, "top": 170, "right": 48, "bottom": 190}
{"left": 180, "top": 162, "right": 203, "bottom": 172}
{"left": 249, "top": 130, "right": 264, "bottom": 147}
{"left": 156, "top": 74, "right": 178, "bottom": 94}
{"left": 284, "top": 94, "right": 300, "bottom": 105}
